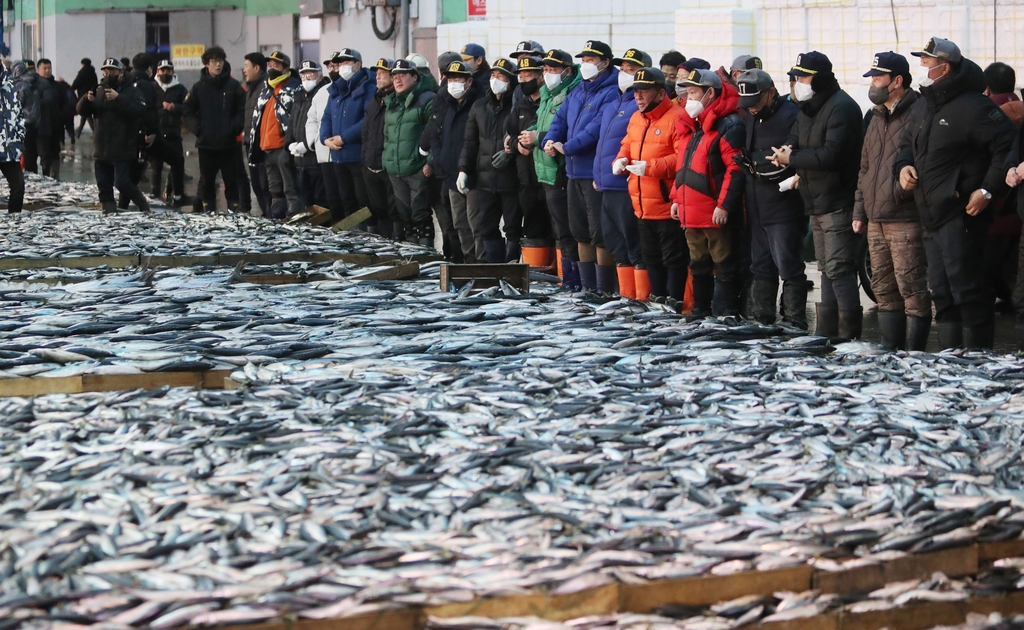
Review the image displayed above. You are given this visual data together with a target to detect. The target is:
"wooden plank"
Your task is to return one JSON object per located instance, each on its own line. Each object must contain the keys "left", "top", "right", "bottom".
{"left": 240, "top": 274, "right": 330, "bottom": 285}
{"left": 0, "top": 255, "right": 139, "bottom": 270}
{"left": 292, "top": 607, "right": 421, "bottom": 630}
{"left": 144, "top": 254, "right": 219, "bottom": 268}
{"left": 440, "top": 263, "right": 530, "bottom": 293}
{"left": 839, "top": 600, "right": 967, "bottom": 630}
{"left": 967, "top": 590, "right": 1024, "bottom": 616}
{"left": 223, "top": 377, "right": 242, "bottom": 390}
{"left": 310, "top": 252, "right": 376, "bottom": 265}
{"left": 426, "top": 583, "right": 619, "bottom": 622}
{"left": 202, "top": 370, "right": 234, "bottom": 388}
{"left": 763, "top": 612, "right": 840, "bottom": 630}
{"left": 815, "top": 546, "right": 978, "bottom": 596}
{"left": 813, "top": 564, "right": 887, "bottom": 596}
{"left": 331, "top": 207, "right": 373, "bottom": 232}
{"left": 620, "top": 565, "right": 814, "bottom": 614}
{"left": 978, "top": 539, "right": 1024, "bottom": 562}
{"left": 350, "top": 263, "right": 420, "bottom": 282}
{"left": 82, "top": 371, "right": 204, "bottom": 392}
{"left": 0, "top": 376, "right": 83, "bottom": 397}
{"left": 307, "top": 205, "right": 334, "bottom": 227}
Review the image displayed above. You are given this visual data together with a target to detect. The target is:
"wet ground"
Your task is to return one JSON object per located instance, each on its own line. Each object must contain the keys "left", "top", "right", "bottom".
{"left": 53, "top": 131, "right": 1022, "bottom": 355}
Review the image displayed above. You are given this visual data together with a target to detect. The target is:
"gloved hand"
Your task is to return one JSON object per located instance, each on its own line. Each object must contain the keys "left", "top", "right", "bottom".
{"left": 289, "top": 142, "right": 308, "bottom": 157}
{"left": 457, "top": 172, "right": 470, "bottom": 195}
{"left": 612, "top": 157, "right": 629, "bottom": 175}
{"left": 625, "top": 160, "right": 647, "bottom": 176}
{"left": 491, "top": 150, "right": 510, "bottom": 169}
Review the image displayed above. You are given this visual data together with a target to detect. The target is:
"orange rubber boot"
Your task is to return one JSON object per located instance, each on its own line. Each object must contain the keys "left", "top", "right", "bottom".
{"left": 522, "top": 246, "right": 552, "bottom": 268}
{"left": 616, "top": 266, "right": 636, "bottom": 299}
{"left": 555, "top": 249, "right": 563, "bottom": 278}
{"left": 634, "top": 268, "right": 651, "bottom": 302}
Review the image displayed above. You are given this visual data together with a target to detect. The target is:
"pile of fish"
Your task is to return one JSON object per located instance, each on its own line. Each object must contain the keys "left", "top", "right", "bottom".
{"left": 931, "top": 613, "right": 1024, "bottom": 630}
{"left": 0, "top": 173, "right": 103, "bottom": 208}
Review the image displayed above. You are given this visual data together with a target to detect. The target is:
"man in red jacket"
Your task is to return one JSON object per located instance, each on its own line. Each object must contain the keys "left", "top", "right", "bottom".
{"left": 671, "top": 69, "right": 745, "bottom": 319}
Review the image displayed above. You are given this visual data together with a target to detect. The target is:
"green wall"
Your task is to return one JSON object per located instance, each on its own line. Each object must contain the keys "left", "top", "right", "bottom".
{"left": 440, "top": 0, "right": 465, "bottom": 24}
{"left": 10, "top": 0, "right": 299, "bottom": 18}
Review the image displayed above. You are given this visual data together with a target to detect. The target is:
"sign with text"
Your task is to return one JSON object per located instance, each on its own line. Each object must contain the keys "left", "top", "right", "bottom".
{"left": 468, "top": 0, "right": 486, "bottom": 20}
{"left": 171, "top": 44, "right": 205, "bottom": 70}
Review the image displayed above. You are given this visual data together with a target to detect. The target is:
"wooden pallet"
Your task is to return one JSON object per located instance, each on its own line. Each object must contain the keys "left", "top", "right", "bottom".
{"left": 331, "top": 207, "right": 373, "bottom": 233}
{"left": 0, "top": 369, "right": 233, "bottom": 398}
{"left": 440, "top": 263, "right": 530, "bottom": 293}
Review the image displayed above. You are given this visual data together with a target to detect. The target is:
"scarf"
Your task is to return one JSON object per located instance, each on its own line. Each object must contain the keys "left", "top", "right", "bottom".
{"left": 268, "top": 70, "right": 291, "bottom": 89}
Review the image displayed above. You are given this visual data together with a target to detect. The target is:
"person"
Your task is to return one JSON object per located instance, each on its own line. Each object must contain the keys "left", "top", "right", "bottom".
{"left": 0, "top": 62, "right": 26, "bottom": 214}
{"left": 984, "top": 62, "right": 1024, "bottom": 127}
{"left": 459, "top": 57, "right": 520, "bottom": 262}
{"left": 730, "top": 55, "right": 762, "bottom": 83}
{"left": 382, "top": 58, "right": 436, "bottom": 246}
{"left": 527, "top": 49, "right": 582, "bottom": 289}
{"left": 418, "top": 51, "right": 462, "bottom": 258}
{"left": 72, "top": 58, "right": 98, "bottom": 137}
{"left": 182, "top": 47, "right": 246, "bottom": 213}
{"left": 461, "top": 43, "right": 491, "bottom": 84}
{"left": 288, "top": 60, "right": 330, "bottom": 211}
{"left": 34, "top": 58, "right": 63, "bottom": 179}
{"left": 507, "top": 54, "right": 556, "bottom": 269}
{"left": 10, "top": 62, "right": 39, "bottom": 176}
{"left": 672, "top": 68, "right": 745, "bottom": 317}
{"left": 242, "top": 52, "right": 271, "bottom": 216}
{"left": 615, "top": 67, "right": 685, "bottom": 305}
{"left": 594, "top": 48, "right": 650, "bottom": 299}
{"left": 895, "top": 37, "right": 1014, "bottom": 349}
{"left": 508, "top": 40, "right": 544, "bottom": 104}
{"left": 58, "top": 77, "right": 76, "bottom": 146}
{"left": 152, "top": 60, "right": 189, "bottom": 206}
{"left": 120, "top": 57, "right": 131, "bottom": 73}
{"left": 76, "top": 58, "right": 147, "bottom": 213}
{"left": 770, "top": 51, "right": 864, "bottom": 338}
{"left": 304, "top": 53, "right": 338, "bottom": 215}
{"left": 321, "top": 49, "right": 376, "bottom": 223}
{"left": 249, "top": 51, "right": 302, "bottom": 219}
{"left": 659, "top": 51, "right": 686, "bottom": 95}
{"left": 673, "top": 58, "right": 710, "bottom": 105}
{"left": 361, "top": 58, "right": 398, "bottom": 239}
{"left": 1006, "top": 93, "right": 1024, "bottom": 349}
{"left": 851, "top": 52, "right": 928, "bottom": 350}
{"left": 544, "top": 41, "right": 619, "bottom": 293}
{"left": 736, "top": 69, "right": 807, "bottom": 328}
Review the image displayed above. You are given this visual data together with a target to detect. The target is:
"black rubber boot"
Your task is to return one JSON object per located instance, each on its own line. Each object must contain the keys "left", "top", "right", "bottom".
{"left": 483, "top": 239, "right": 505, "bottom": 263}
{"left": 577, "top": 261, "right": 597, "bottom": 292}
{"left": 595, "top": 264, "right": 616, "bottom": 296}
{"left": 1016, "top": 322, "right": 1024, "bottom": 353}
{"left": 877, "top": 310, "right": 907, "bottom": 350}
{"left": 964, "top": 323, "right": 994, "bottom": 351}
{"left": 687, "top": 274, "right": 715, "bottom": 321}
{"left": 936, "top": 321, "right": 963, "bottom": 350}
{"left": 781, "top": 280, "right": 809, "bottom": 330}
{"left": 505, "top": 239, "right": 521, "bottom": 263}
{"left": 101, "top": 201, "right": 117, "bottom": 215}
{"left": 750, "top": 277, "right": 779, "bottom": 324}
{"left": 838, "top": 308, "right": 863, "bottom": 340}
{"left": 814, "top": 303, "right": 839, "bottom": 337}
{"left": 907, "top": 315, "right": 931, "bottom": 352}
{"left": 131, "top": 191, "right": 151, "bottom": 213}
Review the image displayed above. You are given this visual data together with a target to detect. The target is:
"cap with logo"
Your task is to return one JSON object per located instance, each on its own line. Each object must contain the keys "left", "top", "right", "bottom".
{"left": 510, "top": 40, "right": 544, "bottom": 59}
{"left": 335, "top": 48, "right": 362, "bottom": 63}
{"left": 443, "top": 60, "right": 473, "bottom": 78}
{"left": 541, "top": 49, "right": 574, "bottom": 68}
{"left": 736, "top": 69, "right": 775, "bottom": 108}
{"left": 613, "top": 48, "right": 652, "bottom": 68}
{"left": 491, "top": 58, "right": 516, "bottom": 78}
{"left": 680, "top": 68, "right": 722, "bottom": 90}
{"left": 437, "top": 52, "right": 461, "bottom": 70}
{"left": 101, "top": 58, "right": 123, "bottom": 71}
{"left": 299, "top": 60, "right": 321, "bottom": 74}
{"left": 390, "top": 58, "right": 419, "bottom": 75}
{"left": 730, "top": 55, "right": 763, "bottom": 72}
{"left": 911, "top": 37, "right": 962, "bottom": 64}
{"left": 516, "top": 56, "right": 544, "bottom": 73}
{"left": 576, "top": 40, "right": 613, "bottom": 60}
{"left": 863, "top": 51, "right": 910, "bottom": 78}
{"left": 268, "top": 51, "right": 291, "bottom": 68}
{"left": 787, "top": 51, "right": 831, "bottom": 77}
{"left": 631, "top": 67, "right": 666, "bottom": 90}
{"left": 679, "top": 57, "right": 711, "bottom": 72}
{"left": 156, "top": 60, "right": 174, "bottom": 71}
{"left": 323, "top": 51, "right": 340, "bottom": 65}
{"left": 370, "top": 58, "right": 394, "bottom": 72}
{"left": 461, "top": 43, "right": 486, "bottom": 61}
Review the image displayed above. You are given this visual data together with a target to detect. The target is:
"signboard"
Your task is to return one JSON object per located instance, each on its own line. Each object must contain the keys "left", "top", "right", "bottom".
{"left": 468, "top": 0, "right": 486, "bottom": 20}
{"left": 171, "top": 44, "right": 206, "bottom": 70}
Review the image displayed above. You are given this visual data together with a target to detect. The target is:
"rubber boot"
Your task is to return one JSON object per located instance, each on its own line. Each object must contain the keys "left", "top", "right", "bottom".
{"left": 665, "top": 266, "right": 688, "bottom": 313}
{"left": 781, "top": 280, "right": 808, "bottom": 330}
{"left": 617, "top": 266, "right": 636, "bottom": 299}
{"left": 483, "top": 239, "right": 505, "bottom": 263}
{"left": 595, "top": 265, "right": 615, "bottom": 296}
{"left": 877, "top": 310, "right": 907, "bottom": 351}
{"left": 417, "top": 223, "right": 433, "bottom": 249}
{"left": 393, "top": 221, "right": 406, "bottom": 243}
{"left": 377, "top": 220, "right": 393, "bottom": 240}
{"left": 936, "top": 321, "right": 963, "bottom": 350}
{"left": 561, "top": 260, "right": 581, "bottom": 292}
{"left": 577, "top": 261, "right": 597, "bottom": 292}
{"left": 1016, "top": 322, "right": 1024, "bottom": 353}
{"left": 634, "top": 268, "right": 651, "bottom": 302}
{"left": 203, "top": 201, "right": 217, "bottom": 214}
{"left": 192, "top": 196, "right": 204, "bottom": 213}
{"left": 522, "top": 246, "right": 552, "bottom": 268}
{"left": 964, "top": 323, "right": 994, "bottom": 351}
{"left": 101, "top": 201, "right": 117, "bottom": 215}
{"left": 716, "top": 279, "right": 743, "bottom": 317}
{"left": 647, "top": 265, "right": 668, "bottom": 299}
{"left": 227, "top": 201, "right": 240, "bottom": 214}
{"left": 814, "top": 303, "right": 839, "bottom": 337}
{"left": 505, "top": 239, "right": 521, "bottom": 263}
{"left": 907, "top": 315, "right": 931, "bottom": 352}
{"left": 687, "top": 274, "right": 714, "bottom": 320}
{"left": 131, "top": 191, "right": 151, "bottom": 213}
{"left": 750, "top": 277, "right": 779, "bottom": 324}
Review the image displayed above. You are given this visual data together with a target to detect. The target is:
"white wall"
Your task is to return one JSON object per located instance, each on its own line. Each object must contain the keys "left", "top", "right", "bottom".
{"left": 51, "top": 13, "right": 104, "bottom": 84}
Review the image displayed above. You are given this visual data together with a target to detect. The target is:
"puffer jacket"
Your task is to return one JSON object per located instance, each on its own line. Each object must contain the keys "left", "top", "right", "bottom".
{"left": 10, "top": 63, "right": 39, "bottom": 130}
{"left": 786, "top": 80, "right": 864, "bottom": 216}
{"left": 182, "top": 64, "right": 246, "bottom": 151}
{"left": 459, "top": 86, "right": 518, "bottom": 193}
{"left": 127, "top": 69, "right": 159, "bottom": 136}
{"left": 243, "top": 73, "right": 266, "bottom": 146}
{"left": 305, "top": 87, "right": 331, "bottom": 164}
{"left": 545, "top": 68, "right": 619, "bottom": 180}
{"left": 288, "top": 78, "right": 330, "bottom": 168}
{"left": 672, "top": 82, "right": 745, "bottom": 229}
{"left": 895, "top": 58, "right": 1014, "bottom": 231}
{"left": 427, "top": 82, "right": 485, "bottom": 187}
{"left": 248, "top": 72, "right": 301, "bottom": 164}
{"left": 0, "top": 64, "right": 25, "bottom": 162}
{"left": 616, "top": 96, "right": 684, "bottom": 220}
{"left": 742, "top": 94, "right": 803, "bottom": 226}
{"left": 530, "top": 66, "right": 583, "bottom": 186}
{"left": 382, "top": 78, "right": 436, "bottom": 178}
{"left": 593, "top": 87, "right": 637, "bottom": 191}
{"left": 854, "top": 89, "right": 920, "bottom": 224}
{"left": 77, "top": 74, "right": 146, "bottom": 162}
{"left": 156, "top": 76, "right": 188, "bottom": 138}
{"left": 361, "top": 86, "right": 392, "bottom": 171}
{"left": 507, "top": 92, "right": 541, "bottom": 188}
{"left": 320, "top": 67, "right": 376, "bottom": 164}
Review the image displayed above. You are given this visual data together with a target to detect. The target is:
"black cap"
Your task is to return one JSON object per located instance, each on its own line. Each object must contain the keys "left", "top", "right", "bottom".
{"left": 788, "top": 51, "right": 831, "bottom": 77}
{"left": 631, "top": 67, "right": 666, "bottom": 90}
{"left": 736, "top": 69, "right": 774, "bottom": 108}
{"left": 390, "top": 58, "right": 418, "bottom": 75}
{"left": 510, "top": 40, "right": 544, "bottom": 59}
{"left": 299, "top": 60, "right": 321, "bottom": 73}
{"left": 324, "top": 51, "right": 340, "bottom": 65}
{"left": 576, "top": 40, "right": 613, "bottom": 60}
{"left": 613, "top": 48, "right": 652, "bottom": 68}
{"left": 911, "top": 37, "right": 962, "bottom": 64}
{"left": 492, "top": 58, "right": 516, "bottom": 78}
{"left": 156, "top": 60, "right": 173, "bottom": 71}
{"left": 517, "top": 56, "right": 544, "bottom": 73}
{"left": 680, "top": 58, "right": 711, "bottom": 72}
{"left": 334, "top": 48, "right": 362, "bottom": 63}
{"left": 542, "top": 49, "right": 573, "bottom": 68}
{"left": 101, "top": 57, "right": 123, "bottom": 71}
{"left": 730, "top": 55, "right": 762, "bottom": 72}
{"left": 370, "top": 58, "right": 394, "bottom": 71}
{"left": 864, "top": 51, "right": 910, "bottom": 78}
{"left": 268, "top": 51, "right": 291, "bottom": 68}
{"left": 443, "top": 60, "right": 473, "bottom": 78}
{"left": 679, "top": 68, "right": 721, "bottom": 90}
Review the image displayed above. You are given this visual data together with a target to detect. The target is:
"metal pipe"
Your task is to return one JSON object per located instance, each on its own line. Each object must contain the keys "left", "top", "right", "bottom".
{"left": 401, "top": 0, "right": 409, "bottom": 57}
{"left": 35, "top": 0, "right": 40, "bottom": 58}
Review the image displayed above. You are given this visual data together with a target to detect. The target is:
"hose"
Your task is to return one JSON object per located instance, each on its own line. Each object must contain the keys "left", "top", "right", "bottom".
{"left": 371, "top": 6, "right": 397, "bottom": 41}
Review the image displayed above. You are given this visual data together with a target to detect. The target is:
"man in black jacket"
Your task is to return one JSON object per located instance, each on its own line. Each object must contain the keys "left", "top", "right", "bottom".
{"left": 459, "top": 57, "right": 520, "bottom": 263}
{"left": 896, "top": 37, "right": 1014, "bottom": 349}
{"left": 34, "top": 58, "right": 63, "bottom": 179}
{"left": 72, "top": 58, "right": 98, "bottom": 137}
{"left": 182, "top": 47, "right": 247, "bottom": 213}
{"left": 242, "top": 52, "right": 270, "bottom": 216}
{"left": 361, "top": 58, "right": 398, "bottom": 239}
{"left": 771, "top": 51, "right": 864, "bottom": 339}
{"left": 152, "top": 60, "right": 189, "bottom": 206}
{"left": 76, "top": 58, "right": 148, "bottom": 214}
{"left": 737, "top": 69, "right": 807, "bottom": 328}
{"left": 126, "top": 54, "right": 186, "bottom": 209}
{"left": 287, "top": 60, "right": 330, "bottom": 209}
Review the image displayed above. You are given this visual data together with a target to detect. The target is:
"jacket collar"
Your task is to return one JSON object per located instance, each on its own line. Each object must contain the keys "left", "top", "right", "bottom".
{"left": 679, "top": 81, "right": 740, "bottom": 133}
{"left": 921, "top": 58, "right": 986, "bottom": 111}
{"left": 642, "top": 95, "right": 676, "bottom": 122}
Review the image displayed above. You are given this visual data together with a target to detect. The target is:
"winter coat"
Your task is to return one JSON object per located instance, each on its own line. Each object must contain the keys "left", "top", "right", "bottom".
{"left": 616, "top": 96, "right": 684, "bottom": 221}
{"left": 854, "top": 89, "right": 920, "bottom": 224}
{"left": 382, "top": 78, "right": 436, "bottom": 178}
{"left": 10, "top": 63, "right": 39, "bottom": 130}
{"left": 742, "top": 95, "right": 804, "bottom": 227}
{"left": 672, "top": 82, "right": 745, "bottom": 229}
{"left": 530, "top": 66, "right": 583, "bottom": 186}
{"left": 155, "top": 77, "right": 188, "bottom": 138}
{"left": 895, "top": 58, "right": 1015, "bottom": 231}
{"left": 182, "top": 64, "right": 246, "bottom": 151}
{"left": 77, "top": 74, "right": 146, "bottom": 162}
{"left": 361, "top": 86, "right": 392, "bottom": 171}
{"left": 249, "top": 72, "right": 301, "bottom": 164}
{"left": 506, "top": 92, "right": 541, "bottom": 188}
{"left": 425, "top": 82, "right": 484, "bottom": 186}
{"left": 71, "top": 64, "right": 98, "bottom": 100}
{"left": 243, "top": 73, "right": 266, "bottom": 146}
{"left": 320, "top": 67, "right": 375, "bottom": 164}
{"left": 127, "top": 70, "right": 159, "bottom": 136}
{"left": 34, "top": 73, "right": 57, "bottom": 137}
{"left": 0, "top": 65, "right": 25, "bottom": 162}
{"left": 305, "top": 86, "right": 331, "bottom": 164}
{"left": 459, "top": 87, "right": 517, "bottom": 193}
{"left": 1007, "top": 100, "right": 1024, "bottom": 220}
{"left": 786, "top": 82, "right": 864, "bottom": 216}
{"left": 593, "top": 87, "right": 637, "bottom": 192}
{"left": 545, "top": 68, "right": 620, "bottom": 180}
{"left": 288, "top": 78, "right": 330, "bottom": 168}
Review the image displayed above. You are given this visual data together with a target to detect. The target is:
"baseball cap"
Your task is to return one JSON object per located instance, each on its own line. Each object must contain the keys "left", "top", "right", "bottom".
{"left": 461, "top": 43, "right": 486, "bottom": 60}
{"left": 437, "top": 52, "right": 461, "bottom": 70}
{"left": 613, "top": 49, "right": 652, "bottom": 68}
{"left": 680, "top": 57, "right": 711, "bottom": 72}
{"left": 323, "top": 51, "right": 340, "bottom": 65}
{"left": 492, "top": 58, "right": 516, "bottom": 78}
{"left": 863, "top": 51, "right": 910, "bottom": 78}
{"left": 443, "top": 60, "right": 473, "bottom": 78}
{"left": 335, "top": 48, "right": 362, "bottom": 63}
{"left": 911, "top": 37, "right": 962, "bottom": 64}
{"left": 101, "top": 57, "right": 123, "bottom": 71}
{"left": 631, "top": 67, "right": 666, "bottom": 90}
{"left": 390, "top": 58, "right": 418, "bottom": 75}
{"left": 156, "top": 60, "right": 173, "bottom": 71}
{"left": 731, "top": 55, "right": 763, "bottom": 72}
{"left": 510, "top": 41, "right": 544, "bottom": 59}
{"left": 268, "top": 51, "right": 291, "bottom": 68}
{"left": 299, "top": 60, "right": 321, "bottom": 73}
{"left": 576, "top": 40, "right": 613, "bottom": 60}
{"left": 516, "top": 56, "right": 544, "bottom": 73}
{"left": 370, "top": 58, "right": 394, "bottom": 72}
{"left": 679, "top": 68, "right": 722, "bottom": 90}
{"left": 542, "top": 49, "right": 573, "bottom": 68}
{"left": 736, "top": 69, "right": 774, "bottom": 108}
{"left": 788, "top": 51, "right": 831, "bottom": 77}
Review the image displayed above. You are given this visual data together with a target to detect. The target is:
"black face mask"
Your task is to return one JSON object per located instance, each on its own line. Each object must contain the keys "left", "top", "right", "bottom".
{"left": 520, "top": 78, "right": 539, "bottom": 96}
{"left": 329, "top": 71, "right": 340, "bottom": 82}
{"left": 642, "top": 96, "right": 663, "bottom": 113}
{"left": 267, "top": 68, "right": 284, "bottom": 80}
{"left": 100, "top": 75, "right": 118, "bottom": 88}
{"left": 868, "top": 83, "right": 893, "bottom": 106}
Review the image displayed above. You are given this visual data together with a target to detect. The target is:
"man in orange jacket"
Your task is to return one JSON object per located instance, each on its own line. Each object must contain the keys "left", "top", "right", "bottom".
{"left": 614, "top": 68, "right": 686, "bottom": 308}
{"left": 672, "top": 68, "right": 745, "bottom": 319}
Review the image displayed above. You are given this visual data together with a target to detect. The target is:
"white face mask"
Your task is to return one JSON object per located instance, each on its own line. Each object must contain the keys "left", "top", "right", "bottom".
{"left": 675, "top": 83, "right": 687, "bottom": 98}
{"left": 448, "top": 81, "right": 467, "bottom": 99}
{"left": 684, "top": 98, "right": 705, "bottom": 118}
{"left": 302, "top": 79, "right": 317, "bottom": 92}
{"left": 544, "top": 72, "right": 563, "bottom": 90}
{"left": 916, "top": 63, "right": 946, "bottom": 88}
{"left": 617, "top": 71, "right": 633, "bottom": 93}
{"left": 580, "top": 62, "right": 601, "bottom": 81}
{"left": 339, "top": 65, "right": 355, "bottom": 81}
{"left": 490, "top": 77, "right": 509, "bottom": 95}
{"left": 792, "top": 81, "right": 815, "bottom": 102}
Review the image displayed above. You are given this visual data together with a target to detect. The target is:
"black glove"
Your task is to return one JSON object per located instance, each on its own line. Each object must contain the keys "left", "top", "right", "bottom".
{"left": 491, "top": 150, "right": 511, "bottom": 170}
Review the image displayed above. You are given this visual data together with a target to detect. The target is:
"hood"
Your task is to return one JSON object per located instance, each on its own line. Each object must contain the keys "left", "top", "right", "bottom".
{"left": 797, "top": 75, "right": 841, "bottom": 117}
{"left": 10, "top": 61, "right": 28, "bottom": 81}
{"left": 157, "top": 75, "right": 181, "bottom": 90}
{"left": 921, "top": 58, "right": 986, "bottom": 111}
{"left": 678, "top": 80, "right": 740, "bottom": 133}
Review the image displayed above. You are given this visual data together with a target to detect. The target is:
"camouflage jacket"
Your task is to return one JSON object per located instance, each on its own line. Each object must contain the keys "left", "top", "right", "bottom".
{"left": 0, "top": 64, "right": 26, "bottom": 162}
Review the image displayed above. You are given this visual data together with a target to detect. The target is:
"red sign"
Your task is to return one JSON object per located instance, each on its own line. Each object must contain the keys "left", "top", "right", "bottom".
{"left": 468, "top": 0, "right": 486, "bottom": 19}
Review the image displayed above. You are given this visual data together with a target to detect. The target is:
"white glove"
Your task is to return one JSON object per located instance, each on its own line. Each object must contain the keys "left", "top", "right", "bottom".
{"left": 612, "top": 157, "right": 629, "bottom": 175}
{"left": 625, "top": 161, "right": 647, "bottom": 176}
{"left": 419, "top": 146, "right": 429, "bottom": 157}
{"left": 288, "top": 142, "right": 307, "bottom": 157}
{"left": 457, "top": 172, "right": 470, "bottom": 195}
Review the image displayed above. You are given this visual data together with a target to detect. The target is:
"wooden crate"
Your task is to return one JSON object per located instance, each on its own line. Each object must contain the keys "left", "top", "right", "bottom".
{"left": 439, "top": 263, "right": 530, "bottom": 293}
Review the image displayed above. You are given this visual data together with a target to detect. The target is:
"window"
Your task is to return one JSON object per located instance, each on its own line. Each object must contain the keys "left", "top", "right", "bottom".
{"left": 146, "top": 12, "right": 170, "bottom": 64}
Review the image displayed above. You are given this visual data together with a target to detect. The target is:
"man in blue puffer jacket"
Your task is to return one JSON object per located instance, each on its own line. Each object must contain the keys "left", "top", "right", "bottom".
{"left": 544, "top": 41, "right": 620, "bottom": 293}
{"left": 593, "top": 48, "right": 651, "bottom": 298}
{"left": 320, "top": 48, "right": 376, "bottom": 222}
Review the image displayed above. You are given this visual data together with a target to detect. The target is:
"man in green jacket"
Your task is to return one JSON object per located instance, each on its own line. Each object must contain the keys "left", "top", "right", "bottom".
{"left": 383, "top": 58, "right": 436, "bottom": 245}
{"left": 519, "top": 49, "right": 582, "bottom": 289}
